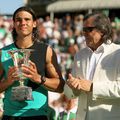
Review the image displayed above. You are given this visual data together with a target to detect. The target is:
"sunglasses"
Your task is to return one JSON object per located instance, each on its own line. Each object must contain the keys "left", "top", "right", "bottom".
{"left": 83, "top": 27, "right": 96, "bottom": 33}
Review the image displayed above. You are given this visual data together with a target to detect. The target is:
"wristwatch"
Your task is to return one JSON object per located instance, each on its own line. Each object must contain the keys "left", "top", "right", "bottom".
{"left": 40, "top": 75, "right": 46, "bottom": 85}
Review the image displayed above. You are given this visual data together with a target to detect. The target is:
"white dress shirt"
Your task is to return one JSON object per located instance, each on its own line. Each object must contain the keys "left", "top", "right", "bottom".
{"left": 86, "top": 44, "right": 104, "bottom": 80}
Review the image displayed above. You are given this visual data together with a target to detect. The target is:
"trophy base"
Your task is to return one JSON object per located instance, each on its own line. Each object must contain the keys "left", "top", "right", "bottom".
{"left": 11, "top": 86, "right": 33, "bottom": 101}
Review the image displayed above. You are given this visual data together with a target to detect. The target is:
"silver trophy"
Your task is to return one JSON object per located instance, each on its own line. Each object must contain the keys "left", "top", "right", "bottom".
{"left": 8, "top": 49, "right": 34, "bottom": 101}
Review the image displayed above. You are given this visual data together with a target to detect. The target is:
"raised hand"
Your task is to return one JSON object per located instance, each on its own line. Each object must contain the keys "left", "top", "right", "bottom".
{"left": 66, "top": 73, "right": 81, "bottom": 90}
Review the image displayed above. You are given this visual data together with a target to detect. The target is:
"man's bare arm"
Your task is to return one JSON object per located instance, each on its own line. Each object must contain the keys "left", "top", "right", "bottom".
{"left": 43, "top": 46, "right": 65, "bottom": 93}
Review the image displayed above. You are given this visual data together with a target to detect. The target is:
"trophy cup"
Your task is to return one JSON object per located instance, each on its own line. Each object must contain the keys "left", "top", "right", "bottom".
{"left": 8, "top": 49, "right": 34, "bottom": 101}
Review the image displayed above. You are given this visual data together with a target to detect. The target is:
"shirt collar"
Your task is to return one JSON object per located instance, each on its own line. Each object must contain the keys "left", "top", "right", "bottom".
{"left": 87, "top": 43, "right": 105, "bottom": 54}
{"left": 95, "top": 44, "right": 104, "bottom": 54}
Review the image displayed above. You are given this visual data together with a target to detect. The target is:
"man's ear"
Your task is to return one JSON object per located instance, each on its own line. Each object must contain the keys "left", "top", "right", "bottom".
{"left": 33, "top": 21, "right": 37, "bottom": 28}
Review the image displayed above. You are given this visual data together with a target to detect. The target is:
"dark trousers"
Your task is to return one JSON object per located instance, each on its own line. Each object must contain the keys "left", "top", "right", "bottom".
{"left": 2, "top": 115, "right": 48, "bottom": 120}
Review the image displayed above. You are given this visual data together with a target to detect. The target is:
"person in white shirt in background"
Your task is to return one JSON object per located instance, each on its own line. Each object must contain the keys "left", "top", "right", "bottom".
{"left": 0, "top": 16, "right": 13, "bottom": 48}
{"left": 64, "top": 12, "right": 120, "bottom": 120}
{"left": 48, "top": 92, "right": 78, "bottom": 120}
{"left": 43, "top": 15, "right": 54, "bottom": 39}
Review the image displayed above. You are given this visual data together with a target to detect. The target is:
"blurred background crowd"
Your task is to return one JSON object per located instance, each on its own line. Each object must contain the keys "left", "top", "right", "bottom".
{"left": 0, "top": 0, "right": 120, "bottom": 119}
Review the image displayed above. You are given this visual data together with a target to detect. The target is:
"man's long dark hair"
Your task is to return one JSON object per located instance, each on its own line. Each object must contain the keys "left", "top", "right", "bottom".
{"left": 84, "top": 12, "right": 113, "bottom": 43}
{"left": 12, "top": 6, "right": 40, "bottom": 42}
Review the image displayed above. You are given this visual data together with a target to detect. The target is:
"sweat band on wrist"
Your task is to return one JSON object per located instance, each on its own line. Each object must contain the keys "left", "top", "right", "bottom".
{"left": 40, "top": 75, "right": 46, "bottom": 85}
